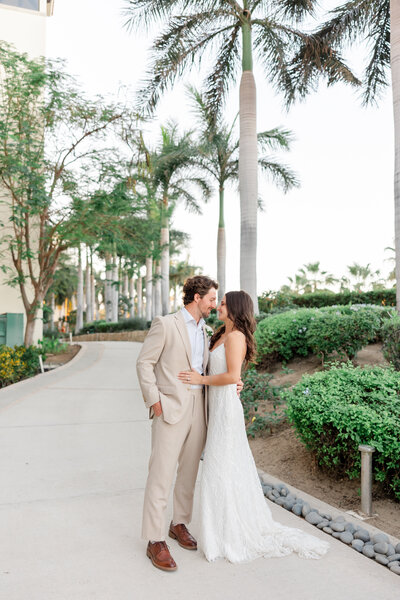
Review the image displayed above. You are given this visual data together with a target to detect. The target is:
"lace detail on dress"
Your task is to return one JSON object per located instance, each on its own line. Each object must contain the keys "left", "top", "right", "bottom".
{"left": 200, "top": 344, "right": 329, "bottom": 563}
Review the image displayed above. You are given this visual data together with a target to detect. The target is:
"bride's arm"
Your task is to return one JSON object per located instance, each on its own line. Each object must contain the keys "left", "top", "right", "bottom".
{"left": 177, "top": 331, "right": 246, "bottom": 386}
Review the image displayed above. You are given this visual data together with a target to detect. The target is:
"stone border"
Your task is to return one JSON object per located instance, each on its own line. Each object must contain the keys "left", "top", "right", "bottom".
{"left": 72, "top": 331, "right": 148, "bottom": 342}
{"left": 259, "top": 471, "right": 400, "bottom": 576}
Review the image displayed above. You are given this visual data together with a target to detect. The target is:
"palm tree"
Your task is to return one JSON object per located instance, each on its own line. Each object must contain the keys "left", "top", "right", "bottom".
{"left": 123, "top": 0, "right": 358, "bottom": 312}
{"left": 188, "top": 86, "right": 298, "bottom": 301}
{"left": 310, "top": 1, "right": 398, "bottom": 309}
{"left": 149, "top": 122, "right": 211, "bottom": 315}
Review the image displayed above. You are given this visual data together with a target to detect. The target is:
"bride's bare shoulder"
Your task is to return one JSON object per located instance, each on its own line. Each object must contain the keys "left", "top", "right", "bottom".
{"left": 225, "top": 330, "right": 246, "bottom": 346}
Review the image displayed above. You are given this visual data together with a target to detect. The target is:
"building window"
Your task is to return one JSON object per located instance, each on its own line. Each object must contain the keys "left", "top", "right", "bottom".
{"left": 0, "top": 0, "right": 40, "bottom": 10}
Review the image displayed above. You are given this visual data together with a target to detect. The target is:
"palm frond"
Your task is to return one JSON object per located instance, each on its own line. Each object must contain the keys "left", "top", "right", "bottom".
{"left": 362, "top": 1, "right": 390, "bottom": 104}
{"left": 203, "top": 23, "right": 241, "bottom": 113}
{"left": 257, "top": 127, "right": 294, "bottom": 152}
{"left": 136, "top": 12, "right": 235, "bottom": 114}
{"left": 256, "top": 0, "right": 318, "bottom": 22}
{"left": 258, "top": 157, "right": 300, "bottom": 192}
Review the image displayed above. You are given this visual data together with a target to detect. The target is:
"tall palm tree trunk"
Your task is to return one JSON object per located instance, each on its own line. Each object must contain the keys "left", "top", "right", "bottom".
{"left": 137, "top": 275, "right": 143, "bottom": 318}
{"left": 145, "top": 255, "right": 153, "bottom": 321}
{"left": 90, "top": 251, "right": 95, "bottom": 322}
{"left": 129, "top": 276, "right": 135, "bottom": 317}
{"left": 154, "top": 261, "right": 162, "bottom": 317}
{"left": 161, "top": 194, "right": 170, "bottom": 315}
{"left": 85, "top": 248, "right": 92, "bottom": 323}
{"left": 217, "top": 185, "right": 226, "bottom": 301}
{"left": 105, "top": 253, "right": 113, "bottom": 322}
{"left": 76, "top": 244, "right": 84, "bottom": 332}
{"left": 392, "top": 0, "right": 400, "bottom": 313}
{"left": 239, "top": 13, "right": 259, "bottom": 314}
{"left": 123, "top": 272, "right": 129, "bottom": 319}
{"left": 112, "top": 252, "right": 119, "bottom": 322}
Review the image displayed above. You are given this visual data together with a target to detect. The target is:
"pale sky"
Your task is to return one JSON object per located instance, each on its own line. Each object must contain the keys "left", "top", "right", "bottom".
{"left": 46, "top": 0, "right": 395, "bottom": 294}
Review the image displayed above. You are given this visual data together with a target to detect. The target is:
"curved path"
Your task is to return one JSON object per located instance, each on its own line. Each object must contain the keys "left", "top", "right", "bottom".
{"left": 0, "top": 342, "right": 398, "bottom": 599}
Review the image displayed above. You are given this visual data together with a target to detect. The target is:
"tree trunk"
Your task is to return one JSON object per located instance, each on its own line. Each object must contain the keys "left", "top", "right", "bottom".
{"left": 173, "top": 285, "right": 178, "bottom": 312}
{"left": 124, "top": 272, "right": 129, "bottom": 319}
{"left": 160, "top": 196, "right": 170, "bottom": 315}
{"left": 129, "top": 276, "right": 135, "bottom": 317}
{"left": 217, "top": 185, "right": 226, "bottom": 302}
{"left": 85, "top": 249, "right": 91, "bottom": 324}
{"left": 76, "top": 245, "right": 84, "bottom": 332}
{"left": 154, "top": 262, "right": 162, "bottom": 317}
{"left": 90, "top": 252, "right": 95, "bottom": 321}
{"left": 137, "top": 276, "right": 143, "bottom": 319}
{"left": 50, "top": 292, "right": 55, "bottom": 331}
{"left": 239, "top": 16, "right": 259, "bottom": 314}
{"left": 24, "top": 310, "right": 37, "bottom": 347}
{"left": 112, "top": 253, "right": 119, "bottom": 322}
{"left": 392, "top": 0, "right": 400, "bottom": 313}
{"left": 105, "top": 253, "right": 113, "bottom": 322}
{"left": 145, "top": 256, "right": 153, "bottom": 321}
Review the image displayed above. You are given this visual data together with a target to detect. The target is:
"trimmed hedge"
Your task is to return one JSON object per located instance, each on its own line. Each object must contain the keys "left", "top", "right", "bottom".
{"left": 382, "top": 316, "right": 400, "bottom": 369}
{"left": 258, "top": 288, "right": 396, "bottom": 313}
{"left": 77, "top": 317, "right": 149, "bottom": 335}
{"left": 255, "top": 305, "right": 393, "bottom": 365}
{"left": 283, "top": 363, "right": 400, "bottom": 501}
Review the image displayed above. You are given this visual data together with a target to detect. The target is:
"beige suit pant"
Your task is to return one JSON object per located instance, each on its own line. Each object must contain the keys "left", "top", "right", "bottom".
{"left": 142, "top": 389, "right": 206, "bottom": 541}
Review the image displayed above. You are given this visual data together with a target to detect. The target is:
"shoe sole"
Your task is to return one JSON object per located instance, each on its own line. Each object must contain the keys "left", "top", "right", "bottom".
{"left": 146, "top": 549, "right": 177, "bottom": 572}
{"left": 168, "top": 530, "right": 197, "bottom": 551}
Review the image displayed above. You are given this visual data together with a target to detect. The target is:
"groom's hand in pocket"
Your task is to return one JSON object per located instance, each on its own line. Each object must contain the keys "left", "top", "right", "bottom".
{"left": 236, "top": 378, "right": 244, "bottom": 396}
{"left": 153, "top": 400, "right": 162, "bottom": 417}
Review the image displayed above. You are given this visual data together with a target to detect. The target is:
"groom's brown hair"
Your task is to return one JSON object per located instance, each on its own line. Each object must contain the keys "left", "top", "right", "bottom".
{"left": 182, "top": 275, "right": 218, "bottom": 305}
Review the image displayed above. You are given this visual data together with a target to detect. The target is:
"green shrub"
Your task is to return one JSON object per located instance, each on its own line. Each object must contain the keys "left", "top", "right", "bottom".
{"left": 240, "top": 367, "right": 285, "bottom": 437}
{"left": 283, "top": 363, "right": 400, "bottom": 500}
{"left": 307, "top": 308, "right": 381, "bottom": 361}
{"left": 382, "top": 316, "right": 400, "bottom": 369}
{"left": 255, "top": 305, "right": 391, "bottom": 365}
{"left": 255, "top": 308, "right": 317, "bottom": 365}
{"left": 258, "top": 289, "right": 396, "bottom": 312}
{"left": 77, "top": 317, "right": 149, "bottom": 335}
{"left": 38, "top": 336, "right": 68, "bottom": 355}
{"left": 0, "top": 344, "right": 44, "bottom": 388}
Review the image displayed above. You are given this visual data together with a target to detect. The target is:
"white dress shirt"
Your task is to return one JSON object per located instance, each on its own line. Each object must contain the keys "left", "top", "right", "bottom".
{"left": 181, "top": 307, "right": 205, "bottom": 390}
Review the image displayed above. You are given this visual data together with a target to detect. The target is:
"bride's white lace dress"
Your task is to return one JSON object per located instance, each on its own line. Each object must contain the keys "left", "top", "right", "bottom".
{"left": 200, "top": 343, "right": 329, "bottom": 563}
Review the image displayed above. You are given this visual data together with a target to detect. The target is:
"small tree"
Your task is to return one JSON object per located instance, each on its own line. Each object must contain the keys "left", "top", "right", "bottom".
{"left": 0, "top": 44, "right": 126, "bottom": 345}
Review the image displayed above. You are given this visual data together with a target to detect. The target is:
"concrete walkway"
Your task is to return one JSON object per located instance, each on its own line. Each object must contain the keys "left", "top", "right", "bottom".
{"left": 0, "top": 342, "right": 398, "bottom": 600}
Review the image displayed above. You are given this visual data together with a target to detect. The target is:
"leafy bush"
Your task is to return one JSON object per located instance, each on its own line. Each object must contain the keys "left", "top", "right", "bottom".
{"left": 382, "top": 316, "right": 400, "bottom": 369}
{"left": 0, "top": 345, "right": 44, "bottom": 388}
{"left": 283, "top": 363, "right": 400, "bottom": 500}
{"left": 258, "top": 289, "right": 396, "bottom": 313}
{"left": 255, "top": 305, "right": 391, "bottom": 365}
{"left": 77, "top": 317, "right": 149, "bottom": 335}
{"left": 307, "top": 308, "right": 381, "bottom": 361}
{"left": 255, "top": 308, "right": 316, "bottom": 365}
{"left": 241, "top": 367, "right": 286, "bottom": 437}
{"left": 38, "top": 336, "right": 68, "bottom": 355}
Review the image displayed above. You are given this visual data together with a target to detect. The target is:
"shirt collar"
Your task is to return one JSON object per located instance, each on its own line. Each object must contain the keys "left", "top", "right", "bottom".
{"left": 182, "top": 307, "right": 205, "bottom": 328}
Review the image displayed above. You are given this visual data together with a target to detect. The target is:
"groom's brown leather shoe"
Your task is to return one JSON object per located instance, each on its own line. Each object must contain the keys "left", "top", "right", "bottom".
{"left": 146, "top": 541, "right": 177, "bottom": 572}
{"left": 169, "top": 522, "right": 198, "bottom": 550}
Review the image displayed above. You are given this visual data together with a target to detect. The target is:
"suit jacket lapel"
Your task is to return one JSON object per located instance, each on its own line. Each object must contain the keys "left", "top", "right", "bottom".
{"left": 175, "top": 310, "right": 192, "bottom": 367}
{"left": 202, "top": 324, "right": 209, "bottom": 373}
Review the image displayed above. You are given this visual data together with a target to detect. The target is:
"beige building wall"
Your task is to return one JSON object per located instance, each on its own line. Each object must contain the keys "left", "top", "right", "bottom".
{"left": 0, "top": 0, "right": 54, "bottom": 344}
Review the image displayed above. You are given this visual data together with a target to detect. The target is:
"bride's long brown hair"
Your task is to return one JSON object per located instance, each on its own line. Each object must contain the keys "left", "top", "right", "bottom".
{"left": 209, "top": 290, "right": 256, "bottom": 364}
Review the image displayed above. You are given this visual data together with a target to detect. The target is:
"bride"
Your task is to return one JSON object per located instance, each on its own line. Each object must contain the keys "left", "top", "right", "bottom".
{"left": 178, "top": 291, "right": 329, "bottom": 564}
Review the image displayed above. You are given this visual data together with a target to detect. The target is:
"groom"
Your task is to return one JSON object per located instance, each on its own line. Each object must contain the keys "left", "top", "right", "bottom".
{"left": 137, "top": 275, "right": 240, "bottom": 572}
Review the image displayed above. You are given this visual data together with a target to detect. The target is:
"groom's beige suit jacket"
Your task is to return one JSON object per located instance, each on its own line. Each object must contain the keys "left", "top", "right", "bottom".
{"left": 136, "top": 309, "right": 209, "bottom": 425}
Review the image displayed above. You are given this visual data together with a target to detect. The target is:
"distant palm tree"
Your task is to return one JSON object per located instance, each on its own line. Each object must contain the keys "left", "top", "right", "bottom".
{"left": 152, "top": 123, "right": 211, "bottom": 315}
{"left": 123, "top": 0, "right": 358, "bottom": 312}
{"left": 188, "top": 86, "right": 299, "bottom": 301}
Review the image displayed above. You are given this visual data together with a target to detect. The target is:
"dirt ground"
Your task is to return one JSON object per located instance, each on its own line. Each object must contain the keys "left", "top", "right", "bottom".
{"left": 249, "top": 343, "right": 400, "bottom": 540}
{"left": 44, "top": 344, "right": 81, "bottom": 367}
